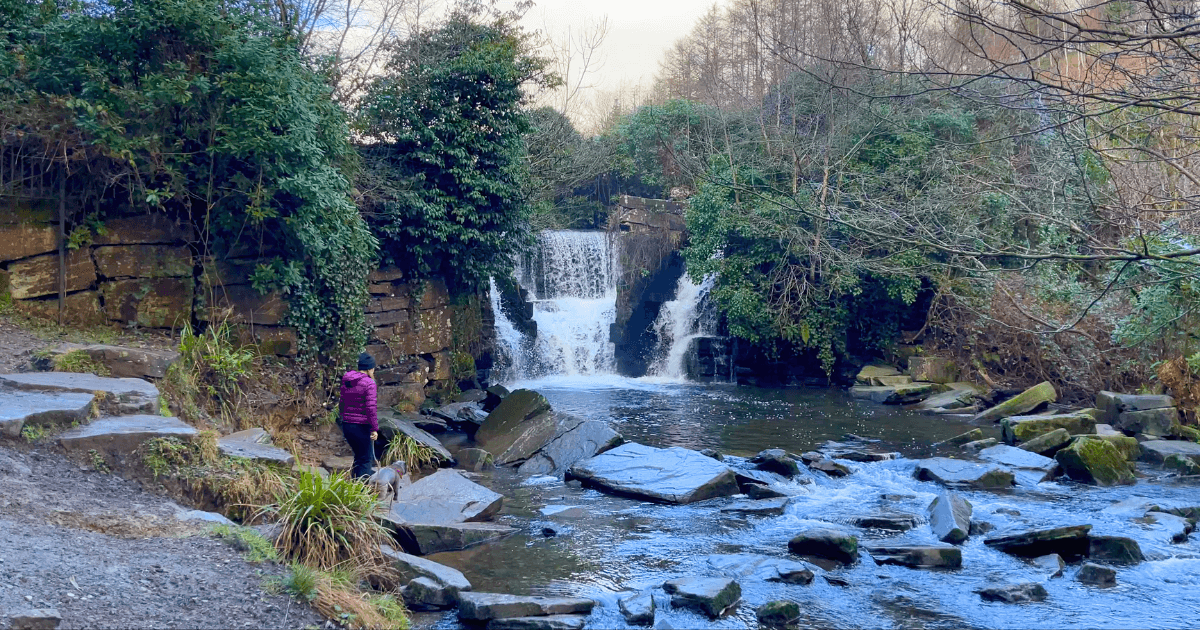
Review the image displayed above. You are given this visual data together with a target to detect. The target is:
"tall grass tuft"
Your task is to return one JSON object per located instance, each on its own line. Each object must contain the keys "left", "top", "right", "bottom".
{"left": 162, "top": 320, "right": 256, "bottom": 427}
{"left": 265, "top": 469, "right": 390, "bottom": 570}
{"left": 380, "top": 434, "right": 440, "bottom": 472}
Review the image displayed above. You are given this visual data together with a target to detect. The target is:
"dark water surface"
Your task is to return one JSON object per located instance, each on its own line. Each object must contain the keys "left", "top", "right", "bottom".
{"left": 419, "top": 376, "right": 1200, "bottom": 629}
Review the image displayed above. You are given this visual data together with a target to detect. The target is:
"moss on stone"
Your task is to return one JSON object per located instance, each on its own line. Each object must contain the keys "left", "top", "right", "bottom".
{"left": 1055, "top": 438, "right": 1135, "bottom": 486}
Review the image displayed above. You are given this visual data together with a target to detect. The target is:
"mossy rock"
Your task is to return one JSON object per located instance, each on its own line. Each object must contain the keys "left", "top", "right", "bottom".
{"left": 1170, "top": 424, "right": 1200, "bottom": 443}
{"left": 1164, "top": 454, "right": 1200, "bottom": 475}
{"left": 1003, "top": 413, "right": 1095, "bottom": 444}
{"left": 1054, "top": 439, "right": 1135, "bottom": 486}
{"left": 1073, "top": 434, "right": 1140, "bottom": 462}
{"left": 975, "top": 382, "right": 1057, "bottom": 423}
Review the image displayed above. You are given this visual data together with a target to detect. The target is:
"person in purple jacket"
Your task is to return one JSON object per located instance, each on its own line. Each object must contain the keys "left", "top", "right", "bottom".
{"left": 340, "top": 352, "right": 379, "bottom": 479}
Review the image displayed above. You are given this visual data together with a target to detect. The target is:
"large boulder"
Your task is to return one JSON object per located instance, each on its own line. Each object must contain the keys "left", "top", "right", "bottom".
{"left": 565, "top": 443, "right": 739, "bottom": 504}
{"left": 217, "top": 428, "right": 294, "bottom": 466}
{"left": 1087, "top": 536, "right": 1143, "bottom": 565}
{"left": 1139, "top": 440, "right": 1200, "bottom": 466}
{"left": 474, "top": 389, "right": 553, "bottom": 463}
{"left": 1096, "top": 391, "right": 1175, "bottom": 425}
{"left": 866, "top": 546, "right": 962, "bottom": 569}
{"left": 457, "top": 593, "right": 594, "bottom": 622}
{"left": 79, "top": 345, "right": 179, "bottom": 379}
{"left": 386, "top": 521, "right": 518, "bottom": 555}
{"left": 978, "top": 444, "right": 1059, "bottom": 485}
{"left": 381, "top": 545, "right": 471, "bottom": 610}
{"left": 516, "top": 416, "right": 623, "bottom": 476}
{"left": 1115, "top": 407, "right": 1179, "bottom": 437}
{"left": 1001, "top": 413, "right": 1095, "bottom": 445}
{"left": 662, "top": 577, "right": 741, "bottom": 619}
{"left": 974, "top": 382, "right": 1056, "bottom": 423}
{"left": 914, "top": 458, "right": 1015, "bottom": 490}
{"left": 983, "top": 525, "right": 1092, "bottom": 559}
{"left": 1077, "top": 434, "right": 1140, "bottom": 461}
{"left": 703, "top": 554, "right": 816, "bottom": 585}
{"left": 385, "top": 469, "right": 502, "bottom": 524}
{"left": 1054, "top": 439, "right": 1135, "bottom": 486}
{"left": 787, "top": 529, "right": 858, "bottom": 565}
{"left": 927, "top": 491, "right": 972, "bottom": 544}
{"left": 0, "top": 389, "right": 95, "bottom": 438}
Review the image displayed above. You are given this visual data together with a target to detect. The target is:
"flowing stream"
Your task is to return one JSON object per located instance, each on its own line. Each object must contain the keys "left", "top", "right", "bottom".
{"left": 455, "top": 231, "right": 1200, "bottom": 630}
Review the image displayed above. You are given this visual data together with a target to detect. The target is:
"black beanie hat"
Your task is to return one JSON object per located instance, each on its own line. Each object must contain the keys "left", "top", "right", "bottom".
{"left": 357, "top": 352, "right": 376, "bottom": 371}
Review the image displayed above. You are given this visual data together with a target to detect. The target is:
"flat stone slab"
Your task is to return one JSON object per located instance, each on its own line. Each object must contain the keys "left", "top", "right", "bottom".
{"left": 457, "top": 592, "right": 594, "bottom": 622}
{"left": 388, "top": 469, "right": 503, "bottom": 524}
{"left": 867, "top": 546, "right": 962, "bottom": 568}
{"left": 382, "top": 545, "right": 471, "bottom": 610}
{"left": 976, "top": 583, "right": 1048, "bottom": 603}
{"left": 1140, "top": 441, "right": 1200, "bottom": 465}
{"left": 475, "top": 390, "right": 554, "bottom": 463}
{"left": 0, "top": 389, "right": 95, "bottom": 438}
{"left": 663, "top": 577, "right": 741, "bottom": 618}
{"left": 218, "top": 428, "right": 294, "bottom": 465}
{"left": 914, "top": 458, "right": 1015, "bottom": 489}
{"left": 979, "top": 444, "right": 1059, "bottom": 484}
{"left": 974, "top": 381, "right": 1056, "bottom": 423}
{"left": 517, "top": 415, "right": 623, "bottom": 476}
{"left": 0, "top": 372, "right": 159, "bottom": 401}
{"left": 703, "top": 554, "right": 815, "bottom": 584}
{"left": 849, "top": 384, "right": 935, "bottom": 404}
{"left": 918, "top": 389, "right": 976, "bottom": 411}
{"left": 566, "top": 443, "right": 739, "bottom": 504}
{"left": 1002, "top": 414, "right": 1095, "bottom": 444}
{"left": 487, "top": 615, "right": 588, "bottom": 630}
{"left": 720, "top": 498, "right": 791, "bottom": 516}
{"left": 378, "top": 413, "right": 453, "bottom": 464}
{"left": 59, "top": 415, "right": 196, "bottom": 459}
{"left": 387, "top": 521, "right": 518, "bottom": 555}
{"left": 852, "top": 513, "right": 918, "bottom": 531}
{"left": 984, "top": 525, "right": 1092, "bottom": 559}
{"left": 788, "top": 528, "right": 858, "bottom": 564}
{"left": 81, "top": 345, "right": 179, "bottom": 379}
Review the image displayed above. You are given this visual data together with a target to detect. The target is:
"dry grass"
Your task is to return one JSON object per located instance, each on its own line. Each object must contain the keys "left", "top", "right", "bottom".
{"left": 314, "top": 577, "right": 410, "bottom": 630}
{"left": 380, "top": 434, "right": 440, "bottom": 472}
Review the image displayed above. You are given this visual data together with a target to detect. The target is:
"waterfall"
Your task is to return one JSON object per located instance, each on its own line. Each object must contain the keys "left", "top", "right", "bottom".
{"left": 492, "top": 230, "right": 618, "bottom": 380}
{"left": 489, "top": 277, "right": 525, "bottom": 383}
{"left": 647, "top": 273, "right": 719, "bottom": 381}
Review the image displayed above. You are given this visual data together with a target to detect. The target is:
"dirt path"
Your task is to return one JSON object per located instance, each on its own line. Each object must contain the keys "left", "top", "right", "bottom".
{"left": 0, "top": 443, "right": 325, "bottom": 629}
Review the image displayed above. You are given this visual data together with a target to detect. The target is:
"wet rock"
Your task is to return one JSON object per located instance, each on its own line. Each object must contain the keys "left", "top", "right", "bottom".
{"left": 409, "top": 413, "right": 449, "bottom": 434}
{"left": 1076, "top": 434, "right": 1141, "bottom": 462}
{"left": 703, "top": 554, "right": 816, "bottom": 585}
{"left": 457, "top": 448, "right": 494, "bottom": 472}
{"left": 1076, "top": 562, "right": 1117, "bottom": 587}
{"left": 1054, "top": 439, "right": 1135, "bottom": 486}
{"left": 9, "top": 609, "right": 61, "bottom": 630}
{"left": 827, "top": 450, "right": 898, "bottom": 463}
{"left": 976, "top": 583, "right": 1048, "bottom": 603}
{"left": 457, "top": 593, "right": 594, "bottom": 622}
{"left": 386, "top": 469, "right": 502, "bottom": 524}
{"left": 662, "top": 577, "right": 741, "bottom": 619}
{"left": 378, "top": 413, "right": 454, "bottom": 466}
{"left": 983, "top": 525, "right": 1092, "bottom": 559}
{"left": 1143, "top": 511, "right": 1192, "bottom": 543}
{"left": 387, "top": 522, "right": 519, "bottom": 555}
{"left": 745, "top": 484, "right": 789, "bottom": 500}
{"left": 487, "top": 615, "right": 588, "bottom": 630}
{"left": 1030, "top": 554, "right": 1065, "bottom": 578}
{"left": 978, "top": 444, "right": 1059, "bottom": 485}
{"left": 856, "top": 365, "right": 901, "bottom": 383}
{"left": 798, "top": 451, "right": 824, "bottom": 465}
{"left": 756, "top": 601, "right": 800, "bottom": 628}
{"left": 927, "top": 491, "right": 972, "bottom": 544}
{"left": 968, "top": 520, "right": 994, "bottom": 536}
{"left": 0, "top": 390, "right": 95, "bottom": 438}
{"left": 454, "top": 389, "right": 487, "bottom": 404}
{"left": 733, "top": 468, "right": 790, "bottom": 488}
{"left": 542, "top": 506, "right": 590, "bottom": 519}
{"left": 217, "top": 428, "right": 295, "bottom": 466}
{"left": 962, "top": 438, "right": 999, "bottom": 451}
{"left": 751, "top": 448, "right": 801, "bottom": 477}
{"left": 974, "top": 381, "right": 1056, "bottom": 423}
{"left": 852, "top": 513, "right": 918, "bottom": 531}
{"left": 516, "top": 416, "right": 623, "bottom": 476}
{"left": 866, "top": 546, "right": 962, "bottom": 569}
{"left": 699, "top": 448, "right": 723, "bottom": 461}
{"left": 0, "top": 372, "right": 158, "bottom": 413}
{"left": 59, "top": 415, "right": 197, "bottom": 466}
{"left": 720, "top": 498, "right": 791, "bottom": 516}
{"left": 1139, "top": 440, "right": 1200, "bottom": 466}
{"left": 914, "top": 458, "right": 1015, "bottom": 490}
{"left": 787, "top": 529, "right": 858, "bottom": 565}
{"left": 1096, "top": 391, "right": 1175, "bottom": 424}
{"left": 618, "top": 591, "right": 655, "bottom": 626}
{"left": 566, "top": 443, "right": 740, "bottom": 504}
{"left": 1002, "top": 413, "right": 1095, "bottom": 445}
{"left": 933, "top": 428, "right": 983, "bottom": 447}
{"left": 1115, "top": 407, "right": 1179, "bottom": 437}
{"left": 1087, "top": 536, "right": 1144, "bottom": 565}
{"left": 1018, "top": 428, "right": 1072, "bottom": 457}
{"left": 849, "top": 383, "right": 936, "bottom": 404}
{"left": 402, "top": 577, "right": 460, "bottom": 611}
{"left": 482, "top": 385, "right": 510, "bottom": 412}
{"left": 381, "top": 545, "right": 471, "bottom": 608}
{"left": 824, "top": 575, "right": 851, "bottom": 587}
{"left": 474, "top": 389, "right": 553, "bottom": 459}
{"left": 809, "top": 459, "right": 851, "bottom": 477}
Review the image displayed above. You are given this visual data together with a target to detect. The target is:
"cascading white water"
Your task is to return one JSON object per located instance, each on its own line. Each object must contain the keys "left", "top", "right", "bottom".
{"left": 647, "top": 273, "right": 717, "bottom": 380}
{"left": 489, "top": 277, "right": 526, "bottom": 383}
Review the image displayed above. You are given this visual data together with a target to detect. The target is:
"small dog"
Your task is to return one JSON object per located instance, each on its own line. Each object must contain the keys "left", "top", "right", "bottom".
{"left": 367, "top": 466, "right": 401, "bottom": 503}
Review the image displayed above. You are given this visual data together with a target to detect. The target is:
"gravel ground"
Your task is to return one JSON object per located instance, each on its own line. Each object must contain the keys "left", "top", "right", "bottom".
{"left": 0, "top": 444, "right": 325, "bottom": 629}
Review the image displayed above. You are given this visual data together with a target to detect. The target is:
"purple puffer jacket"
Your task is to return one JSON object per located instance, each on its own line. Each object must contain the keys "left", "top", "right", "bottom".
{"left": 340, "top": 370, "right": 377, "bottom": 432}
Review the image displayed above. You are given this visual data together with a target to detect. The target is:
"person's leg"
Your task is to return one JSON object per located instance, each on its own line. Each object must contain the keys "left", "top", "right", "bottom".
{"left": 341, "top": 422, "right": 374, "bottom": 479}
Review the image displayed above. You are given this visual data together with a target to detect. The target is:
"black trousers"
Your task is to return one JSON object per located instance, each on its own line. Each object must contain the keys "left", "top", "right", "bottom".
{"left": 341, "top": 422, "right": 377, "bottom": 479}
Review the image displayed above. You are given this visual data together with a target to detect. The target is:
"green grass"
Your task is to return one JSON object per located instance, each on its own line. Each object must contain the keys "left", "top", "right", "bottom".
{"left": 380, "top": 434, "right": 440, "bottom": 472}
{"left": 53, "top": 349, "right": 111, "bottom": 376}
{"left": 20, "top": 424, "right": 48, "bottom": 442}
{"left": 265, "top": 469, "right": 388, "bottom": 570}
{"left": 284, "top": 564, "right": 321, "bottom": 602}
{"left": 211, "top": 524, "right": 279, "bottom": 563}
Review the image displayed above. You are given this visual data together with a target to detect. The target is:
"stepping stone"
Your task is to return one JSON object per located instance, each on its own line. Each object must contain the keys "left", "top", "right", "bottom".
{"left": 703, "top": 554, "right": 816, "bottom": 585}
{"left": 0, "top": 389, "right": 94, "bottom": 438}
{"left": 0, "top": 372, "right": 159, "bottom": 410}
{"left": 618, "top": 591, "right": 656, "bottom": 626}
{"left": 1076, "top": 562, "right": 1116, "bottom": 586}
{"left": 387, "top": 469, "right": 503, "bottom": 524}
{"left": 1139, "top": 441, "right": 1200, "bottom": 466}
{"left": 59, "top": 415, "right": 196, "bottom": 465}
{"left": 662, "top": 577, "right": 741, "bottom": 618}
{"left": 852, "top": 513, "right": 918, "bottom": 531}
{"left": 914, "top": 458, "right": 1014, "bottom": 489}
{"left": 1087, "top": 535, "right": 1143, "bottom": 565}
{"left": 788, "top": 528, "right": 858, "bottom": 565}
{"left": 218, "top": 428, "right": 294, "bottom": 465}
{"left": 756, "top": 601, "right": 800, "bottom": 628}
{"left": 983, "top": 525, "right": 1092, "bottom": 559}
{"left": 386, "top": 521, "right": 518, "bottom": 555}
{"left": 78, "top": 345, "right": 180, "bottom": 379}
{"left": 381, "top": 545, "right": 471, "bottom": 610}
{"left": 720, "top": 498, "right": 790, "bottom": 516}
{"left": 457, "top": 593, "right": 594, "bottom": 622}
{"left": 487, "top": 616, "right": 587, "bottom": 630}
{"left": 566, "top": 443, "right": 739, "bottom": 504}
{"left": 927, "top": 491, "right": 972, "bottom": 544}
{"left": 978, "top": 444, "right": 1059, "bottom": 484}
{"left": 976, "top": 583, "right": 1048, "bottom": 603}
{"left": 866, "top": 546, "right": 962, "bottom": 568}
{"left": 517, "top": 415, "right": 623, "bottom": 476}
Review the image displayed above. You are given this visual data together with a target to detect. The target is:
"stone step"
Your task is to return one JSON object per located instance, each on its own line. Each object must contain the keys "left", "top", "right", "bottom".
{"left": 37, "top": 343, "right": 179, "bottom": 379}
{"left": 59, "top": 415, "right": 197, "bottom": 469}
{"left": 217, "top": 428, "right": 295, "bottom": 466}
{"left": 0, "top": 389, "right": 96, "bottom": 438}
{"left": 0, "top": 372, "right": 159, "bottom": 415}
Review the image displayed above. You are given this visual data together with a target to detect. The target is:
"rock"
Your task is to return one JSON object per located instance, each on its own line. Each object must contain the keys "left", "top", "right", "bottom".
{"left": 487, "top": 615, "right": 588, "bottom": 630}
{"left": 386, "top": 469, "right": 502, "bottom": 524}
{"left": 8, "top": 250, "right": 96, "bottom": 299}
{"left": 542, "top": 506, "right": 590, "bottom": 519}
{"left": 927, "top": 491, "right": 972, "bottom": 544}
{"left": 983, "top": 525, "right": 1092, "bottom": 558}
{"left": 1076, "top": 562, "right": 1116, "bottom": 586}
{"left": 866, "top": 546, "right": 962, "bottom": 568}
{"left": 457, "top": 593, "right": 594, "bottom": 622}
{"left": 0, "top": 222, "right": 56, "bottom": 264}
{"left": 0, "top": 389, "right": 95, "bottom": 438}
{"left": 662, "top": 577, "right": 741, "bottom": 619}
{"left": 969, "top": 520, "right": 994, "bottom": 536}
{"left": 976, "top": 583, "right": 1048, "bottom": 603}
{"left": 962, "top": 438, "right": 999, "bottom": 451}
{"left": 217, "top": 428, "right": 295, "bottom": 465}
{"left": 388, "top": 521, "right": 519, "bottom": 555}
{"left": 1096, "top": 391, "right": 1175, "bottom": 425}
{"left": 699, "top": 448, "right": 723, "bottom": 461}
{"left": 377, "top": 413, "right": 454, "bottom": 465}
{"left": 381, "top": 544, "right": 471, "bottom": 593}
{"left": 482, "top": 384, "right": 510, "bottom": 412}
{"left": 852, "top": 513, "right": 918, "bottom": 531}
{"left": 1143, "top": 511, "right": 1192, "bottom": 543}
{"left": 974, "top": 382, "right": 1057, "bottom": 423}
{"left": 1018, "top": 428, "right": 1072, "bottom": 457}
{"left": 474, "top": 389, "right": 553, "bottom": 460}
{"left": 428, "top": 401, "right": 480, "bottom": 425}
{"left": 979, "top": 444, "right": 1059, "bottom": 484}
{"left": 1054, "top": 439, "right": 1135, "bottom": 486}
{"left": 826, "top": 449, "right": 898, "bottom": 463}
{"left": 756, "top": 601, "right": 800, "bottom": 628}
{"left": 1171, "top": 424, "right": 1200, "bottom": 442}
{"left": 454, "top": 406, "right": 491, "bottom": 434}
{"left": 79, "top": 345, "right": 179, "bottom": 379}
{"left": 908, "top": 357, "right": 959, "bottom": 384}
{"left": 454, "top": 389, "right": 488, "bottom": 404}
{"left": 565, "top": 443, "right": 739, "bottom": 504}
{"left": 9, "top": 609, "right": 62, "bottom": 630}
{"left": 1030, "top": 554, "right": 1065, "bottom": 578}
{"left": 411, "top": 414, "right": 449, "bottom": 434}
{"left": 1115, "top": 407, "right": 1179, "bottom": 437}
{"left": 1087, "top": 536, "right": 1144, "bottom": 564}
{"left": 176, "top": 510, "right": 234, "bottom": 525}
{"left": 516, "top": 415, "right": 623, "bottom": 476}
{"left": 59, "top": 416, "right": 197, "bottom": 465}
{"left": 849, "top": 383, "right": 936, "bottom": 404}
{"left": 934, "top": 428, "right": 983, "bottom": 447}
{"left": 1002, "top": 413, "right": 1095, "bottom": 444}
{"left": 457, "top": 448, "right": 494, "bottom": 472}
{"left": 401, "top": 577, "right": 461, "bottom": 611}
{"left": 1139, "top": 440, "right": 1200, "bottom": 466}
{"left": 1165, "top": 454, "right": 1200, "bottom": 475}
{"left": 856, "top": 365, "right": 900, "bottom": 383}
{"left": 809, "top": 459, "right": 851, "bottom": 477}
{"left": 618, "top": 591, "right": 656, "bottom": 626}
{"left": 914, "top": 458, "right": 1014, "bottom": 490}
{"left": 703, "top": 554, "right": 816, "bottom": 585}
{"left": 0, "top": 372, "right": 159, "bottom": 413}
{"left": 751, "top": 448, "right": 801, "bottom": 477}
{"left": 787, "top": 529, "right": 858, "bottom": 565}
{"left": 323, "top": 455, "right": 353, "bottom": 472}
{"left": 745, "top": 484, "right": 789, "bottom": 500}
{"left": 874, "top": 375, "right": 913, "bottom": 387}
{"left": 720, "top": 498, "right": 791, "bottom": 516}
{"left": 1076, "top": 434, "right": 1141, "bottom": 462}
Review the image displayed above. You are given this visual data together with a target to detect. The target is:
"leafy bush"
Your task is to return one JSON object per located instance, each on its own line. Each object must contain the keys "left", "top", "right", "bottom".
{"left": 265, "top": 470, "right": 389, "bottom": 570}
{"left": 163, "top": 322, "right": 256, "bottom": 427}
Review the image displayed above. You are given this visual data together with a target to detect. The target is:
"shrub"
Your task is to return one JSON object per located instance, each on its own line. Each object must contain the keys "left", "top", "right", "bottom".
{"left": 380, "top": 434, "right": 440, "bottom": 472}
{"left": 163, "top": 321, "right": 256, "bottom": 427}
{"left": 265, "top": 470, "right": 389, "bottom": 570}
